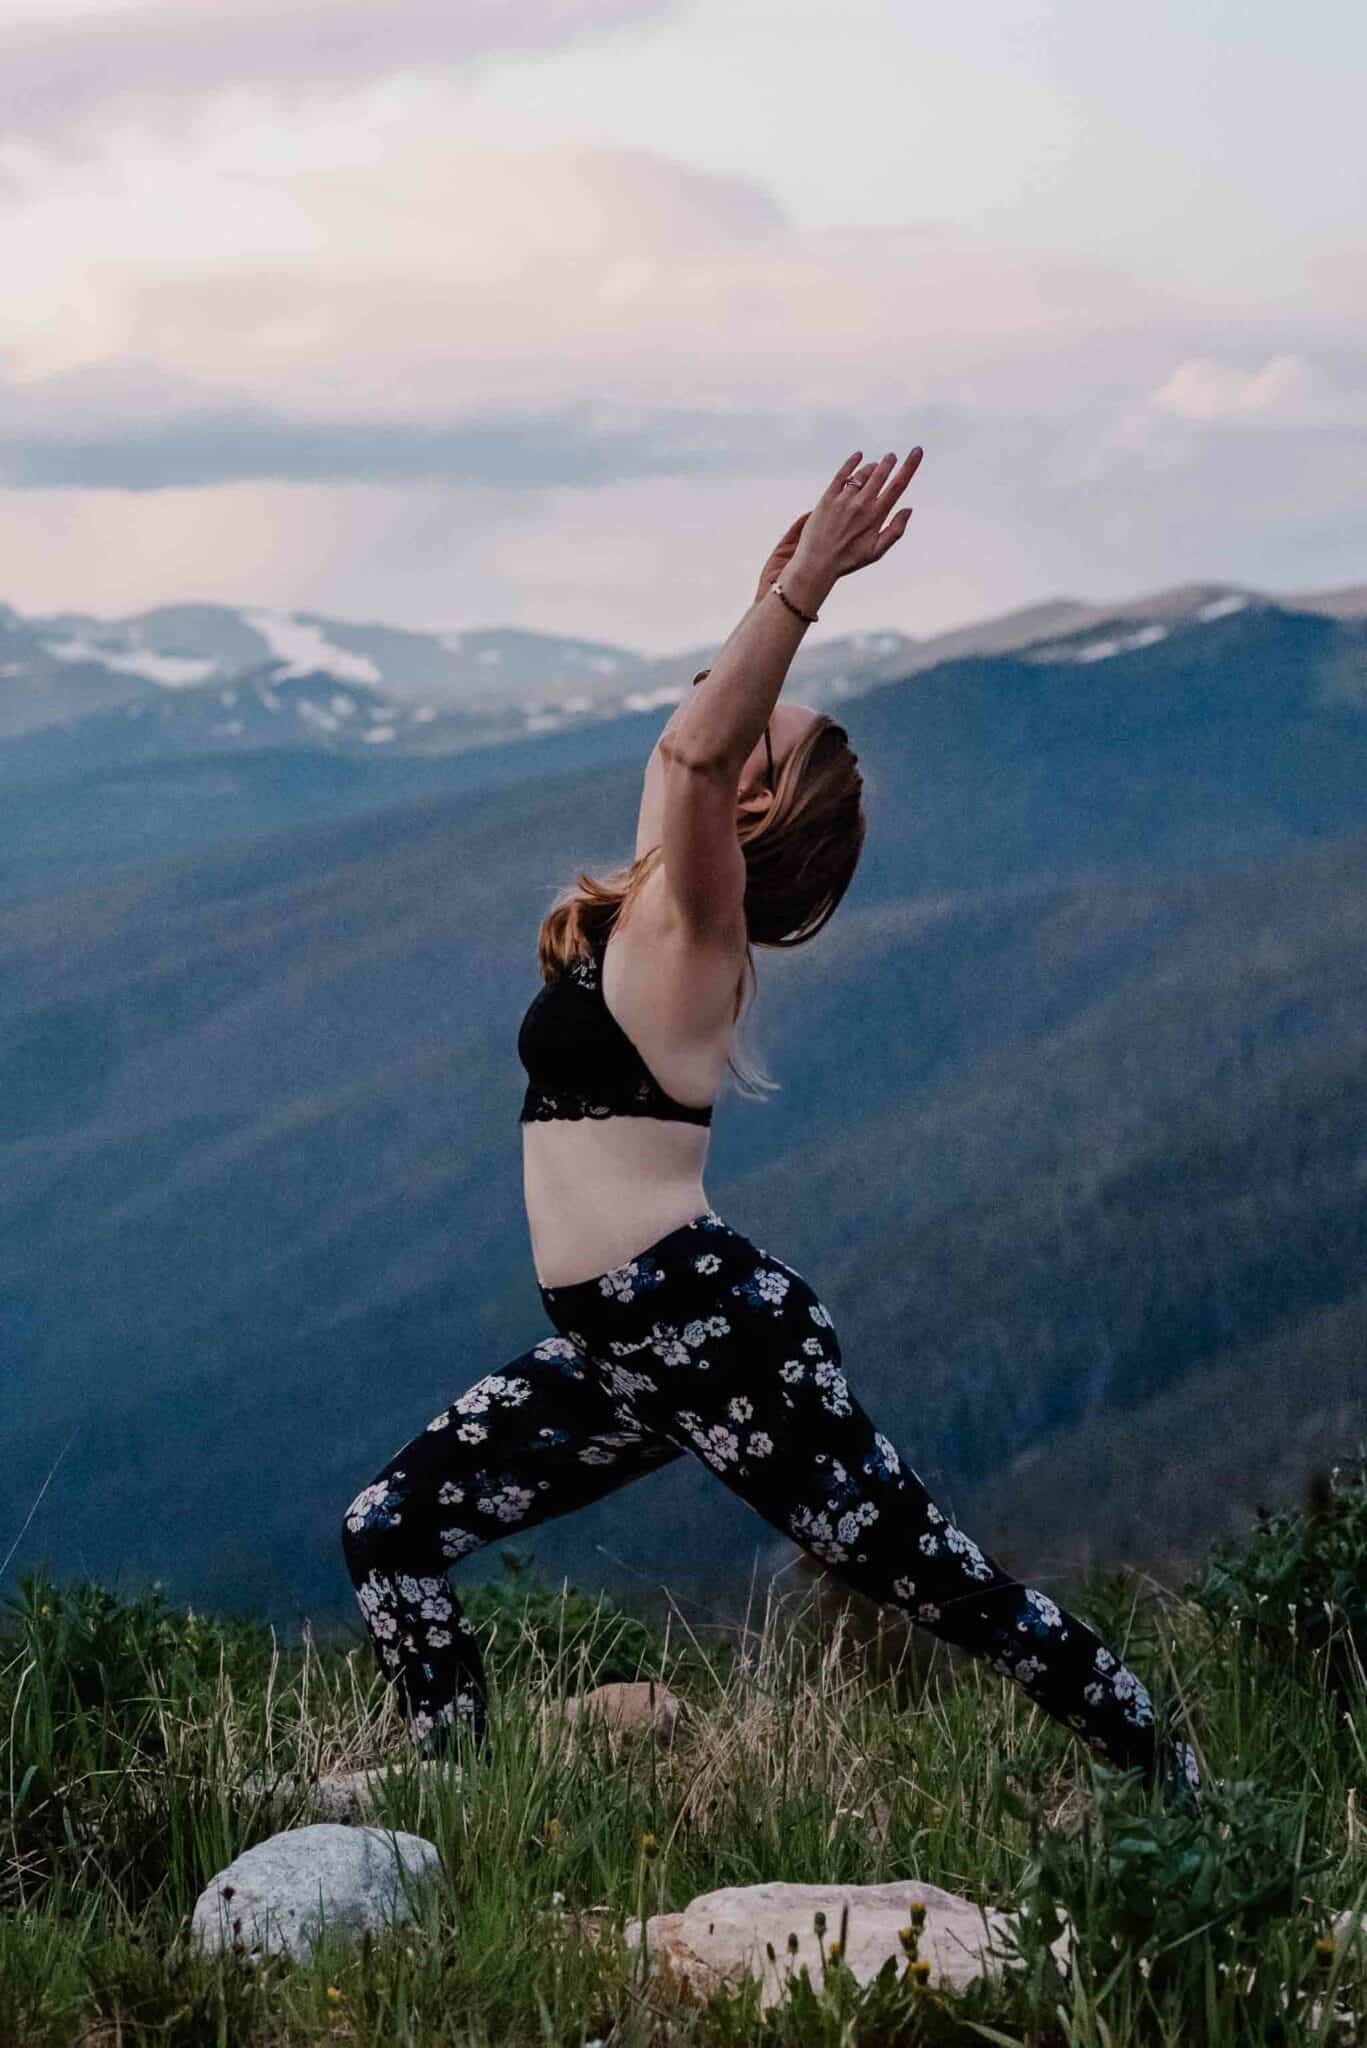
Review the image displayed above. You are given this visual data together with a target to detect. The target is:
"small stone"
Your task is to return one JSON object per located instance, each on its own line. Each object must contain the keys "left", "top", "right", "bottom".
{"left": 190, "top": 1822, "right": 443, "bottom": 1963}
{"left": 242, "top": 1759, "right": 462, "bottom": 1825}
{"left": 543, "top": 1681, "right": 681, "bottom": 1748}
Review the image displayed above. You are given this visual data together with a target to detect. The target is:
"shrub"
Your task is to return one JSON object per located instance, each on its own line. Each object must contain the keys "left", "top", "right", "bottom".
{"left": 1188, "top": 1445, "right": 1367, "bottom": 1703}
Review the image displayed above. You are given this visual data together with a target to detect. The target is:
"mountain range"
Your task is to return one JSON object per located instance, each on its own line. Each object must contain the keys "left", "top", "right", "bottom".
{"left": 2, "top": 576, "right": 1365, "bottom": 1629}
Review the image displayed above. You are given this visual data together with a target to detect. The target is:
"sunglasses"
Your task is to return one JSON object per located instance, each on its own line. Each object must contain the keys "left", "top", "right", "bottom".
{"left": 692, "top": 668, "right": 775, "bottom": 792}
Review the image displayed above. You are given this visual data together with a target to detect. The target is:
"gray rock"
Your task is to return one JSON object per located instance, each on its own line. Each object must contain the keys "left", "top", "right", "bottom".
{"left": 626, "top": 1878, "right": 1071, "bottom": 2004}
{"left": 191, "top": 1822, "right": 443, "bottom": 1962}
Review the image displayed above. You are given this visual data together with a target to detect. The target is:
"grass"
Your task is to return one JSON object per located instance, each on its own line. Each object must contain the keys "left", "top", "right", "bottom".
{"left": 2, "top": 1464, "right": 1366, "bottom": 2047}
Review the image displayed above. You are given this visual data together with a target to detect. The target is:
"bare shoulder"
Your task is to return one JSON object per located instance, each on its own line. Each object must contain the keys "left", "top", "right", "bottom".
{"left": 607, "top": 862, "right": 749, "bottom": 1055}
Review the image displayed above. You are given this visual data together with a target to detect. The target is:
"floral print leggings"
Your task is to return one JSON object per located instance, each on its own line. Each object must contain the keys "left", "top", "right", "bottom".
{"left": 342, "top": 1209, "right": 1200, "bottom": 1801}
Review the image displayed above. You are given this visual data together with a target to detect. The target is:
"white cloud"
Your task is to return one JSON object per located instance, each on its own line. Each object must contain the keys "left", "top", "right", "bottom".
{"left": 1151, "top": 355, "right": 1311, "bottom": 423}
{"left": 0, "top": 85, "right": 1156, "bottom": 436}
{"left": 0, "top": 21, "right": 1362, "bottom": 643}
{"left": 0, "top": 0, "right": 666, "bottom": 134}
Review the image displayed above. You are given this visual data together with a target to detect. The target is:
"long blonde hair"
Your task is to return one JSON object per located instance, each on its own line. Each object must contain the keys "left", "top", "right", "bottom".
{"left": 532, "top": 715, "right": 866, "bottom": 1101}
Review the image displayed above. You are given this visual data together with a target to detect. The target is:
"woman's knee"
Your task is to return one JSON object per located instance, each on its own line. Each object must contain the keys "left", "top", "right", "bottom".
{"left": 340, "top": 1470, "right": 402, "bottom": 1581}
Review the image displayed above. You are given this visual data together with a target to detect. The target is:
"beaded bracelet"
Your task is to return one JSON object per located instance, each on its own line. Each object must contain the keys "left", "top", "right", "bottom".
{"left": 772, "top": 577, "right": 820, "bottom": 625}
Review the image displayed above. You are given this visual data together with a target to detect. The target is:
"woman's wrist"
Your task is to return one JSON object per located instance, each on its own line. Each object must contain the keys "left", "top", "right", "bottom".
{"left": 776, "top": 559, "right": 834, "bottom": 618}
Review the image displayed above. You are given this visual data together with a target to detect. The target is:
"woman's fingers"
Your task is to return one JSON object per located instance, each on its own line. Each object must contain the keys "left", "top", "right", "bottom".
{"left": 872, "top": 447, "right": 923, "bottom": 520}
{"left": 870, "top": 507, "right": 913, "bottom": 560}
{"left": 823, "top": 450, "right": 865, "bottom": 501}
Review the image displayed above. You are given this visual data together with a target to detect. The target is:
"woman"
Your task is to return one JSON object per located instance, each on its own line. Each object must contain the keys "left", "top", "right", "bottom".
{"left": 342, "top": 448, "right": 1202, "bottom": 1809}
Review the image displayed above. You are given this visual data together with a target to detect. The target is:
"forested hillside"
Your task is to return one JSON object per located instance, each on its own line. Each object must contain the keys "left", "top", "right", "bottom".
{"left": 3, "top": 597, "right": 1365, "bottom": 1620}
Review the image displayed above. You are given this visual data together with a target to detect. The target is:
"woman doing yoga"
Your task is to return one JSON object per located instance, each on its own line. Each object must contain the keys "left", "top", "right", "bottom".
{"left": 342, "top": 448, "right": 1202, "bottom": 1809}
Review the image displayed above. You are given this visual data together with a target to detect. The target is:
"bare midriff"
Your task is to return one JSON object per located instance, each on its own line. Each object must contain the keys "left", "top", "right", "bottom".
{"left": 522, "top": 1117, "right": 713, "bottom": 1289}
{"left": 521, "top": 862, "right": 745, "bottom": 1290}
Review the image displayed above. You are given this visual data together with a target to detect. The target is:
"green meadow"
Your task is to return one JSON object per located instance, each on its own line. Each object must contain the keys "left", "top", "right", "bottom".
{"left": 3, "top": 1452, "right": 1365, "bottom": 2045}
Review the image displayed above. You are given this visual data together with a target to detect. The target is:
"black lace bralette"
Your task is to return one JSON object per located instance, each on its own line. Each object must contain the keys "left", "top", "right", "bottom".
{"left": 516, "top": 931, "right": 714, "bottom": 1128}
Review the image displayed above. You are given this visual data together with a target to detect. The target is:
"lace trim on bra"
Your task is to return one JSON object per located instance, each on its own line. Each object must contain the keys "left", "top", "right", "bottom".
{"left": 518, "top": 934, "right": 715, "bottom": 1125}
{"left": 521, "top": 1081, "right": 670, "bottom": 1122}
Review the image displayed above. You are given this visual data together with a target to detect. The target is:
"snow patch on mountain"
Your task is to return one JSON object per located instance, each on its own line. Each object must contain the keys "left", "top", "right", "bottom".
{"left": 241, "top": 610, "right": 383, "bottom": 686}
{"left": 41, "top": 635, "right": 218, "bottom": 687}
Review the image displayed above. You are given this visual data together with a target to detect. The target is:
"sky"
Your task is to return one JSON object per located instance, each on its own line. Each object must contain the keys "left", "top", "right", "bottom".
{"left": 0, "top": 0, "right": 1363, "bottom": 652}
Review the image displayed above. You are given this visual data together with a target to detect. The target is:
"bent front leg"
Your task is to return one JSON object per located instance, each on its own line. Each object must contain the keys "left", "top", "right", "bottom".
{"left": 341, "top": 1333, "right": 680, "bottom": 1754}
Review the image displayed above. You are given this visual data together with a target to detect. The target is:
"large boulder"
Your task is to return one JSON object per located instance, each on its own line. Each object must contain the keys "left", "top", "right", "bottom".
{"left": 191, "top": 1822, "right": 443, "bottom": 1962}
{"left": 626, "top": 1878, "right": 1069, "bottom": 2005}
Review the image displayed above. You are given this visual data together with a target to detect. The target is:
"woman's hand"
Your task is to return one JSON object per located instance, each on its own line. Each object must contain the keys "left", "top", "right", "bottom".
{"left": 787, "top": 447, "right": 922, "bottom": 592}
{"left": 752, "top": 511, "right": 812, "bottom": 606}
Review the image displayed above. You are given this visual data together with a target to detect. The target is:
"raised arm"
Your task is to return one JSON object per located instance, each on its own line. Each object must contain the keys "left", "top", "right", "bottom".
{"left": 659, "top": 446, "right": 921, "bottom": 771}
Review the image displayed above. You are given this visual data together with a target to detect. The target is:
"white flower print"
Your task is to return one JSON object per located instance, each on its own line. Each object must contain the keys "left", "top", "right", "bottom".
{"left": 419, "top": 1594, "right": 452, "bottom": 1621}
{"left": 426, "top": 1411, "right": 451, "bottom": 1432}
{"left": 802, "top": 1337, "right": 825, "bottom": 1357}
{"left": 749, "top": 1431, "right": 774, "bottom": 1457}
{"left": 599, "top": 1259, "right": 648, "bottom": 1304}
{"left": 919, "top": 1531, "right": 942, "bottom": 1556}
{"left": 1094, "top": 1647, "right": 1116, "bottom": 1672}
{"left": 780, "top": 1359, "right": 805, "bottom": 1383}
{"left": 608, "top": 1333, "right": 656, "bottom": 1358}
{"left": 478, "top": 1484, "right": 536, "bottom": 1523}
{"left": 693, "top": 1252, "right": 722, "bottom": 1274}
{"left": 533, "top": 1337, "right": 581, "bottom": 1363}
{"left": 943, "top": 1526, "right": 994, "bottom": 1580}
{"left": 1022, "top": 1590, "right": 1063, "bottom": 1631}
{"left": 812, "top": 1362, "right": 852, "bottom": 1415}
{"left": 893, "top": 1575, "right": 917, "bottom": 1600}
{"left": 681, "top": 1314, "right": 728, "bottom": 1348}
{"left": 694, "top": 1424, "right": 741, "bottom": 1469}
{"left": 1111, "top": 1666, "right": 1152, "bottom": 1714}
{"left": 648, "top": 1324, "right": 692, "bottom": 1368}
{"left": 808, "top": 1302, "right": 833, "bottom": 1329}
{"left": 925, "top": 1503, "right": 944, "bottom": 1525}
{"left": 790, "top": 1506, "right": 849, "bottom": 1564}
{"left": 440, "top": 1526, "right": 482, "bottom": 1561}
{"left": 836, "top": 1503, "right": 879, "bottom": 1545}
{"left": 1083, "top": 1680, "right": 1106, "bottom": 1707}
{"left": 1015, "top": 1656, "right": 1047, "bottom": 1685}
{"left": 459, "top": 1374, "right": 529, "bottom": 1407}
{"left": 728, "top": 1396, "right": 754, "bottom": 1422}
{"left": 605, "top": 1362, "right": 657, "bottom": 1403}
{"left": 917, "top": 1601, "right": 942, "bottom": 1623}
{"left": 356, "top": 1570, "right": 396, "bottom": 1615}
{"left": 752, "top": 1266, "right": 790, "bottom": 1306}
{"left": 872, "top": 1433, "right": 901, "bottom": 1476}
{"left": 345, "top": 1481, "right": 399, "bottom": 1534}
{"left": 456, "top": 1422, "right": 488, "bottom": 1444}
{"left": 426, "top": 1628, "right": 453, "bottom": 1648}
